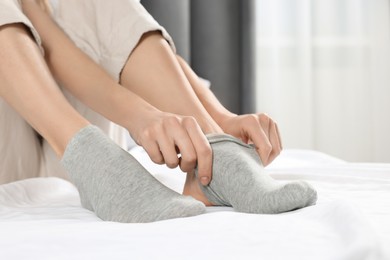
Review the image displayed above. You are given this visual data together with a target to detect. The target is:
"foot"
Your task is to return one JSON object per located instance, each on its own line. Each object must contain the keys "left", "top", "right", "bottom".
{"left": 193, "top": 134, "right": 317, "bottom": 213}
{"left": 61, "top": 125, "right": 206, "bottom": 223}
{"left": 183, "top": 171, "right": 214, "bottom": 206}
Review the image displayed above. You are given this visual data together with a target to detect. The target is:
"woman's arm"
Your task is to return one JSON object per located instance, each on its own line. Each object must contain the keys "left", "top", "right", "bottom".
{"left": 20, "top": 1, "right": 213, "bottom": 185}
{"left": 21, "top": 1, "right": 154, "bottom": 131}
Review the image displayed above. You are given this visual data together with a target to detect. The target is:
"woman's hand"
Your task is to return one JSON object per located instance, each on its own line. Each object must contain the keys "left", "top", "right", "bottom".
{"left": 129, "top": 110, "right": 213, "bottom": 186}
{"left": 219, "top": 113, "right": 282, "bottom": 166}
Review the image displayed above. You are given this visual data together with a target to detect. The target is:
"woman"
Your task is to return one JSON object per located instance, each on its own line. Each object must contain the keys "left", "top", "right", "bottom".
{"left": 0, "top": 0, "right": 316, "bottom": 222}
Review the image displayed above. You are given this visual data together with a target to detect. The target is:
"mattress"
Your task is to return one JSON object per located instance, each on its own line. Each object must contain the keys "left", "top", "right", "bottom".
{"left": 0, "top": 148, "right": 389, "bottom": 260}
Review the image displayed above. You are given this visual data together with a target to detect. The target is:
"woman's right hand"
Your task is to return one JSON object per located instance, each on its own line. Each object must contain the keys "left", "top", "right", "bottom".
{"left": 129, "top": 110, "right": 213, "bottom": 186}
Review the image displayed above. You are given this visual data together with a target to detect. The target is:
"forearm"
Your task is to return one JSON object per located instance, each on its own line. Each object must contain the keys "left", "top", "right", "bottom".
{"left": 176, "top": 56, "right": 236, "bottom": 127}
{"left": 21, "top": 1, "right": 158, "bottom": 130}
{"left": 192, "top": 81, "right": 236, "bottom": 126}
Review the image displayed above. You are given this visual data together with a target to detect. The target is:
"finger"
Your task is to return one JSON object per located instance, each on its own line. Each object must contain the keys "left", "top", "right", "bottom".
{"left": 267, "top": 120, "right": 282, "bottom": 164}
{"left": 157, "top": 132, "right": 180, "bottom": 169}
{"left": 247, "top": 117, "right": 272, "bottom": 165}
{"left": 275, "top": 122, "right": 283, "bottom": 150}
{"left": 258, "top": 113, "right": 271, "bottom": 139}
{"left": 172, "top": 129, "right": 197, "bottom": 173}
{"left": 183, "top": 118, "right": 212, "bottom": 186}
{"left": 141, "top": 139, "right": 164, "bottom": 165}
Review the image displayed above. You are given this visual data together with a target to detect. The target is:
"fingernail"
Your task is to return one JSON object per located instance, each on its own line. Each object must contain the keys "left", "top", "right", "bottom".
{"left": 200, "top": 177, "right": 209, "bottom": 186}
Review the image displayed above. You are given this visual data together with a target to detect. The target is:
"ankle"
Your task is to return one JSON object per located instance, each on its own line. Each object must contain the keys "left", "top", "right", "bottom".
{"left": 47, "top": 120, "right": 90, "bottom": 158}
{"left": 183, "top": 171, "right": 214, "bottom": 206}
{"left": 198, "top": 118, "right": 224, "bottom": 135}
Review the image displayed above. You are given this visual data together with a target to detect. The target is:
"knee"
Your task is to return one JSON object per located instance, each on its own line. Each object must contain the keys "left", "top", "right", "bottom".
{"left": 0, "top": 23, "right": 30, "bottom": 37}
{"left": 139, "top": 30, "right": 164, "bottom": 43}
{"left": 136, "top": 30, "right": 169, "bottom": 53}
{"left": 0, "top": 23, "right": 36, "bottom": 54}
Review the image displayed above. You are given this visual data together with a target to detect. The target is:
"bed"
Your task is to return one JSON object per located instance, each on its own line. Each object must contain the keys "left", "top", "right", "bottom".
{"left": 0, "top": 147, "right": 389, "bottom": 260}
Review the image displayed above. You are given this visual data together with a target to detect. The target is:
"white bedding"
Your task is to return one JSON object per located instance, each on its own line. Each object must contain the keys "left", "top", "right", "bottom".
{"left": 0, "top": 148, "right": 389, "bottom": 260}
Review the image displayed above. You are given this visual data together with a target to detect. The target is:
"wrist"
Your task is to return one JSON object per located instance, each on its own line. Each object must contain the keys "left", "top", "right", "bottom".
{"left": 214, "top": 110, "right": 237, "bottom": 130}
{"left": 110, "top": 89, "right": 159, "bottom": 135}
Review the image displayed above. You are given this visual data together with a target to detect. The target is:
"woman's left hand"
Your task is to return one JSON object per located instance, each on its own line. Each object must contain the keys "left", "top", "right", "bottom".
{"left": 219, "top": 113, "right": 283, "bottom": 166}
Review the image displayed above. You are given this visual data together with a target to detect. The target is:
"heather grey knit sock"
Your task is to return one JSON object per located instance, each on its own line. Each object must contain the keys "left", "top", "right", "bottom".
{"left": 61, "top": 125, "right": 205, "bottom": 223}
{"left": 196, "top": 134, "right": 317, "bottom": 214}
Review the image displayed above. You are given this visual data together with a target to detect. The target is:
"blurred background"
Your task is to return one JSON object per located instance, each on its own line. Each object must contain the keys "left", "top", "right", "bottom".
{"left": 141, "top": 0, "right": 390, "bottom": 163}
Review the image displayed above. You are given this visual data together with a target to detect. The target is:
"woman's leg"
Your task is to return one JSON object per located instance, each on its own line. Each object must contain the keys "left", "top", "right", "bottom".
{"left": 0, "top": 23, "right": 88, "bottom": 156}
{"left": 0, "top": 98, "right": 41, "bottom": 184}
{"left": 0, "top": 23, "right": 205, "bottom": 222}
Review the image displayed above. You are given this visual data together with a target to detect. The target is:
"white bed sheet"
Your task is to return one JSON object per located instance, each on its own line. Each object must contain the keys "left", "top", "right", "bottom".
{"left": 0, "top": 148, "right": 389, "bottom": 260}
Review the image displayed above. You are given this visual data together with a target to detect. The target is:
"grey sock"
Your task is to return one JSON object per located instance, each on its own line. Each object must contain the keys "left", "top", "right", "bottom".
{"left": 196, "top": 134, "right": 317, "bottom": 214}
{"left": 61, "top": 125, "right": 205, "bottom": 223}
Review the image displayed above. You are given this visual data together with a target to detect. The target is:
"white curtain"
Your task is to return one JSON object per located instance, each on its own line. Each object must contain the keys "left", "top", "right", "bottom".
{"left": 255, "top": 0, "right": 390, "bottom": 162}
